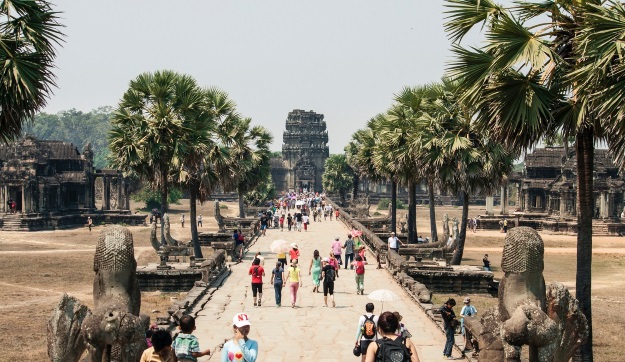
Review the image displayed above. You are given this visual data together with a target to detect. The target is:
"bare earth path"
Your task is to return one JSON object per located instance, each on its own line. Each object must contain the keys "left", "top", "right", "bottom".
{"left": 192, "top": 217, "right": 449, "bottom": 362}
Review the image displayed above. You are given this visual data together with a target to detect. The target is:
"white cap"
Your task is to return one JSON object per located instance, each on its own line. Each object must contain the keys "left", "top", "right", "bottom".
{"left": 291, "top": 243, "right": 298, "bottom": 249}
{"left": 233, "top": 313, "right": 251, "bottom": 328}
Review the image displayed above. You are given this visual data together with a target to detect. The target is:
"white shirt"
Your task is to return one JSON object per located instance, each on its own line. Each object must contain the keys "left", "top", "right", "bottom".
{"left": 388, "top": 236, "right": 398, "bottom": 249}
{"left": 357, "top": 313, "right": 379, "bottom": 340}
{"left": 302, "top": 215, "right": 309, "bottom": 224}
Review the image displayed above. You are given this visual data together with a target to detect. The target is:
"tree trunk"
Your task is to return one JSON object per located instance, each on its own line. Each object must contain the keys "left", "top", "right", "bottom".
{"left": 451, "top": 191, "right": 469, "bottom": 265}
{"left": 238, "top": 190, "right": 245, "bottom": 218}
{"left": 576, "top": 128, "right": 594, "bottom": 361}
{"left": 353, "top": 174, "right": 359, "bottom": 200}
{"left": 189, "top": 184, "right": 202, "bottom": 258}
{"left": 428, "top": 178, "right": 438, "bottom": 242}
{"left": 160, "top": 169, "right": 169, "bottom": 244}
{"left": 391, "top": 181, "right": 397, "bottom": 233}
{"left": 407, "top": 180, "right": 417, "bottom": 244}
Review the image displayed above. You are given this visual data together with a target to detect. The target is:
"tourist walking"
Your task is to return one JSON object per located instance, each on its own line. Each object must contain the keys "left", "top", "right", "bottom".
{"left": 279, "top": 214, "right": 284, "bottom": 231}
{"left": 309, "top": 249, "right": 322, "bottom": 293}
{"left": 353, "top": 255, "right": 366, "bottom": 295}
{"left": 287, "top": 213, "right": 293, "bottom": 231}
{"left": 393, "top": 312, "right": 412, "bottom": 339}
{"left": 460, "top": 297, "right": 477, "bottom": 351}
{"left": 355, "top": 303, "right": 378, "bottom": 362}
{"left": 328, "top": 252, "right": 340, "bottom": 278}
{"left": 331, "top": 236, "right": 343, "bottom": 266}
{"left": 286, "top": 260, "right": 302, "bottom": 308}
{"left": 439, "top": 298, "right": 458, "bottom": 359}
{"left": 259, "top": 212, "right": 269, "bottom": 236}
{"left": 180, "top": 214, "right": 185, "bottom": 228}
{"left": 387, "top": 232, "right": 404, "bottom": 253}
{"left": 295, "top": 211, "right": 303, "bottom": 232}
{"left": 249, "top": 258, "right": 265, "bottom": 307}
{"left": 335, "top": 208, "right": 340, "bottom": 221}
{"left": 321, "top": 258, "right": 336, "bottom": 307}
{"left": 87, "top": 216, "right": 93, "bottom": 231}
{"left": 254, "top": 251, "right": 264, "bottom": 266}
{"left": 316, "top": 205, "right": 322, "bottom": 221}
{"left": 234, "top": 229, "right": 245, "bottom": 263}
{"left": 197, "top": 214, "right": 202, "bottom": 227}
{"left": 364, "top": 311, "right": 420, "bottom": 362}
{"left": 503, "top": 218, "right": 509, "bottom": 233}
{"left": 302, "top": 213, "right": 309, "bottom": 231}
{"left": 343, "top": 234, "right": 355, "bottom": 269}
{"left": 221, "top": 313, "right": 258, "bottom": 362}
{"left": 289, "top": 243, "right": 300, "bottom": 264}
{"left": 172, "top": 315, "right": 211, "bottom": 362}
{"left": 270, "top": 262, "right": 285, "bottom": 307}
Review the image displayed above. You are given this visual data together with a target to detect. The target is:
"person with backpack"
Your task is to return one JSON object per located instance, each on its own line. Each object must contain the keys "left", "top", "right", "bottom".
{"left": 270, "top": 261, "right": 285, "bottom": 307}
{"left": 353, "top": 255, "right": 367, "bottom": 295}
{"left": 364, "top": 311, "right": 420, "bottom": 362}
{"left": 248, "top": 258, "right": 265, "bottom": 307}
{"left": 321, "top": 258, "right": 336, "bottom": 307}
{"left": 355, "top": 303, "right": 379, "bottom": 362}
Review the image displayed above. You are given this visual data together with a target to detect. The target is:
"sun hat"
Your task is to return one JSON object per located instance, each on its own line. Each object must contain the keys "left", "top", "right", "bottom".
{"left": 232, "top": 313, "right": 251, "bottom": 328}
{"left": 335, "top": 236, "right": 340, "bottom": 240}
{"left": 291, "top": 243, "right": 298, "bottom": 249}
{"left": 464, "top": 297, "right": 471, "bottom": 304}
{"left": 322, "top": 257, "right": 330, "bottom": 263}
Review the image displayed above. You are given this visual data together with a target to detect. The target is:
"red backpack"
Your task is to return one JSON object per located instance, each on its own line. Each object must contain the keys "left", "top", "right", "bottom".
{"left": 355, "top": 261, "right": 365, "bottom": 275}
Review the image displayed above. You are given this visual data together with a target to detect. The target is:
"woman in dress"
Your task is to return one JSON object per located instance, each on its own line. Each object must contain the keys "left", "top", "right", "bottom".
{"left": 308, "top": 249, "right": 322, "bottom": 293}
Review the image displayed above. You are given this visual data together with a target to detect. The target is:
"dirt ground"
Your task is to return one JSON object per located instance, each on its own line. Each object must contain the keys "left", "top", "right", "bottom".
{"left": 0, "top": 202, "right": 620, "bottom": 361}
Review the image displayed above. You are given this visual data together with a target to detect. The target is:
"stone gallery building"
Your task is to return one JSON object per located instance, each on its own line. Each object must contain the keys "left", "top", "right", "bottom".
{"left": 518, "top": 147, "right": 625, "bottom": 219}
{"left": 0, "top": 137, "right": 143, "bottom": 230}
{"left": 271, "top": 110, "right": 329, "bottom": 193}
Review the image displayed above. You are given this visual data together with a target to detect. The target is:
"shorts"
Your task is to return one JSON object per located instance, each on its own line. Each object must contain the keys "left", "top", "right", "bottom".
{"left": 251, "top": 282, "right": 263, "bottom": 297}
{"left": 260, "top": 224, "right": 267, "bottom": 230}
{"left": 360, "top": 339, "right": 374, "bottom": 355}
{"left": 323, "top": 281, "right": 334, "bottom": 296}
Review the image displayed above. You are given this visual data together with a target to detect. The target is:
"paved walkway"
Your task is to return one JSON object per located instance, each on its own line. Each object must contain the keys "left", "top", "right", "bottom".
{"left": 194, "top": 218, "right": 452, "bottom": 361}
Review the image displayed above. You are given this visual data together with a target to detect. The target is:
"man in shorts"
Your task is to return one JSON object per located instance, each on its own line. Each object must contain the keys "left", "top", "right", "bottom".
{"left": 259, "top": 213, "right": 269, "bottom": 236}
{"left": 355, "top": 302, "right": 378, "bottom": 362}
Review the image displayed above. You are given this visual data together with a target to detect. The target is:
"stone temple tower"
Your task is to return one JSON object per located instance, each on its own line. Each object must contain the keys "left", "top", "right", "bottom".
{"left": 273, "top": 109, "right": 329, "bottom": 193}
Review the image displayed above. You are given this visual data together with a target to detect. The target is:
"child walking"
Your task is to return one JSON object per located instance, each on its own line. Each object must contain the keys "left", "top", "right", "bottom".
{"left": 172, "top": 315, "right": 210, "bottom": 362}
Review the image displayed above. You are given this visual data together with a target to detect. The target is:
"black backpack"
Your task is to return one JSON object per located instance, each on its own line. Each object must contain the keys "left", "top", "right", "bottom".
{"left": 324, "top": 267, "right": 335, "bottom": 283}
{"left": 375, "top": 336, "right": 411, "bottom": 362}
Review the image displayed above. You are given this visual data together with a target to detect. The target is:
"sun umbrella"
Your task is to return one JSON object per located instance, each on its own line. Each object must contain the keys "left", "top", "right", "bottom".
{"left": 269, "top": 239, "right": 290, "bottom": 254}
{"left": 295, "top": 200, "right": 306, "bottom": 206}
{"left": 367, "top": 289, "right": 400, "bottom": 310}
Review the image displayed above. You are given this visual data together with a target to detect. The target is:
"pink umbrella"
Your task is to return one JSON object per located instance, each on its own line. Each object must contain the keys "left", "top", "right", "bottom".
{"left": 351, "top": 229, "right": 363, "bottom": 237}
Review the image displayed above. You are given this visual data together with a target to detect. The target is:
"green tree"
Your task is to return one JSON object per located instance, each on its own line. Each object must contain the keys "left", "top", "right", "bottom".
{"left": 26, "top": 107, "right": 112, "bottom": 169}
{"left": 109, "top": 70, "right": 207, "bottom": 243}
{"left": 245, "top": 172, "right": 276, "bottom": 206}
{"left": 322, "top": 154, "right": 354, "bottom": 204}
{"left": 0, "top": 0, "right": 63, "bottom": 142}
{"left": 444, "top": 1, "right": 622, "bottom": 357}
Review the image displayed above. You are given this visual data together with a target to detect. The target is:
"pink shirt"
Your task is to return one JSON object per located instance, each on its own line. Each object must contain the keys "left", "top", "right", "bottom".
{"left": 331, "top": 240, "right": 342, "bottom": 255}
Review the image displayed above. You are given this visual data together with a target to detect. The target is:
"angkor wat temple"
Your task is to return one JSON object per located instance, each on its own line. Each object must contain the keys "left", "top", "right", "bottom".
{"left": 271, "top": 110, "right": 329, "bottom": 193}
{"left": 0, "top": 137, "right": 144, "bottom": 230}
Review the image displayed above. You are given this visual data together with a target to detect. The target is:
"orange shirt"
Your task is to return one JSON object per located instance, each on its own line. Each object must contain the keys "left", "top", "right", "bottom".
{"left": 289, "top": 249, "right": 300, "bottom": 260}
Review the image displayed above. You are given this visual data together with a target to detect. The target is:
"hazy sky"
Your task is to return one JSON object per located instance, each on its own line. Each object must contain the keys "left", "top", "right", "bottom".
{"left": 44, "top": 1, "right": 480, "bottom": 153}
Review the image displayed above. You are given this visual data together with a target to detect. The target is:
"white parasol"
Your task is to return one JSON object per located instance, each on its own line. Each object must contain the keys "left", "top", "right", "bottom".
{"left": 295, "top": 200, "right": 306, "bottom": 206}
{"left": 367, "top": 289, "right": 400, "bottom": 310}
{"left": 269, "top": 239, "right": 290, "bottom": 254}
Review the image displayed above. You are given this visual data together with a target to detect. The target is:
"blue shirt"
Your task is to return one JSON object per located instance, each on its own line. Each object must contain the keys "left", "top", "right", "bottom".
{"left": 221, "top": 338, "right": 258, "bottom": 362}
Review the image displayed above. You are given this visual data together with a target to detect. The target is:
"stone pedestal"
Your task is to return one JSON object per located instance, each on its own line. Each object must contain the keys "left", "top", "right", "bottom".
{"left": 486, "top": 196, "right": 494, "bottom": 215}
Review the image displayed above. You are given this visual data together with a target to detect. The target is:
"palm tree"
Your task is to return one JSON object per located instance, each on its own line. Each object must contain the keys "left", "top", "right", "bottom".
{"left": 109, "top": 70, "right": 206, "bottom": 243}
{"left": 220, "top": 116, "right": 272, "bottom": 218}
{"left": 0, "top": 0, "right": 63, "bottom": 142}
{"left": 444, "top": 1, "right": 624, "bottom": 357}
{"left": 322, "top": 154, "right": 354, "bottom": 204}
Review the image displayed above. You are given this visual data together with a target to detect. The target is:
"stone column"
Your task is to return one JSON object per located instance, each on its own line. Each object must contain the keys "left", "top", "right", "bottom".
{"left": 124, "top": 180, "right": 130, "bottom": 210}
{"left": 1, "top": 186, "right": 5, "bottom": 213}
{"left": 524, "top": 190, "right": 531, "bottom": 212}
{"left": 103, "top": 176, "right": 111, "bottom": 211}
{"left": 559, "top": 191, "right": 566, "bottom": 218}
{"left": 21, "top": 185, "right": 25, "bottom": 213}
{"left": 500, "top": 184, "right": 508, "bottom": 215}
{"left": 600, "top": 191, "right": 607, "bottom": 218}
{"left": 117, "top": 174, "right": 123, "bottom": 210}
{"left": 39, "top": 184, "right": 45, "bottom": 212}
{"left": 486, "top": 196, "right": 494, "bottom": 215}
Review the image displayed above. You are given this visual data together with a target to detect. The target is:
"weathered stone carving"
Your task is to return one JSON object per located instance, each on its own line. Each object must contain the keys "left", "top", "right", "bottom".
{"left": 347, "top": 195, "right": 371, "bottom": 218}
{"left": 47, "top": 294, "right": 90, "bottom": 362}
{"left": 149, "top": 216, "right": 193, "bottom": 266}
{"left": 163, "top": 213, "right": 179, "bottom": 246}
{"left": 47, "top": 226, "right": 149, "bottom": 362}
{"left": 466, "top": 227, "right": 588, "bottom": 361}
{"left": 442, "top": 213, "right": 450, "bottom": 242}
{"left": 451, "top": 217, "right": 459, "bottom": 241}
{"left": 214, "top": 201, "right": 226, "bottom": 232}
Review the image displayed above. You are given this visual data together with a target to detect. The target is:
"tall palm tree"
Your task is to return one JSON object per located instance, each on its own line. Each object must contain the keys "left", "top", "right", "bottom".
{"left": 0, "top": 0, "right": 63, "bottom": 141}
{"left": 109, "top": 70, "right": 206, "bottom": 242}
{"left": 443, "top": 1, "right": 623, "bottom": 357}
{"left": 220, "top": 116, "right": 272, "bottom": 218}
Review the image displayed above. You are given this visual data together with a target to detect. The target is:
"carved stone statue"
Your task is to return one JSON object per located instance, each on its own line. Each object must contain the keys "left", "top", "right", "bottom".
{"left": 149, "top": 216, "right": 192, "bottom": 266}
{"left": 163, "top": 213, "right": 179, "bottom": 246}
{"left": 214, "top": 201, "right": 226, "bottom": 232}
{"left": 442, "top": 213, "right": 450, "bottom": 242}
{"left": 47, "top": 226, "right": 149, "bottom": 362}
{"left": 451, "top": 217, "right": 459, "bottom": 241}
{"left": 466, "top": 227, "right": 588, "bottom": 361}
